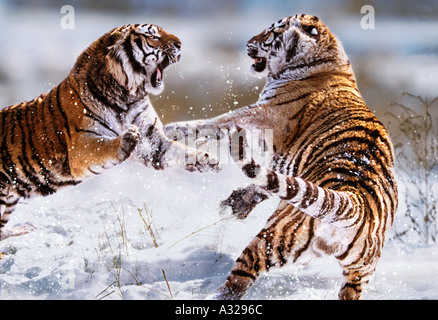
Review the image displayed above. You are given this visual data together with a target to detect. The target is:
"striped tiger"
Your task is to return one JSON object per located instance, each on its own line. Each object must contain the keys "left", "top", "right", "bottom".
{"left": 0, "top": 24, "right": 219, "bottom": 241}
{"left": 164, "top": 14, "right": 398, "bottom": 299}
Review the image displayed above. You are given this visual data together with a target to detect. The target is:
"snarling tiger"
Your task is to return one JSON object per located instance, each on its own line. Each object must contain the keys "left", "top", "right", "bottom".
{"left": 164, "top": 14, "right": 398, "bottom": 300}
{"left": 0, "top": 24, "right": 219, "bottom": 241}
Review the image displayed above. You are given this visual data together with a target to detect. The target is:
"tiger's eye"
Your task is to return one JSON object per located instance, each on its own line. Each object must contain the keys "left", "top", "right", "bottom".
{"left": 302, "top": 25, "right": 318, "bottom": 36}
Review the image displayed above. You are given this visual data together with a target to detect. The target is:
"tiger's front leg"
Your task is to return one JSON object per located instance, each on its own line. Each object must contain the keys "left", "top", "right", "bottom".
{"left": 163, "top": 119, "right": 227, "bottom": 145}
{"left": 135, "top": 121, "right": 221, "bottom": 172}
{"left": 68, "top": 125, "right": 140, "bottom": 179}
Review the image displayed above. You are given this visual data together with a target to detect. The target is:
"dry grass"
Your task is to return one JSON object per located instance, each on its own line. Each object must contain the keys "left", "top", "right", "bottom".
{"left": 386, "top": 92, "right": 438, "bottom": 244}
{"left": 95, "top": 202, "right": 173, "bottom": 299}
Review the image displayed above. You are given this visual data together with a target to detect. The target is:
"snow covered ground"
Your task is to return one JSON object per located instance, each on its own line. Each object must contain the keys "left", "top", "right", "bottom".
{"left": 1, "top": 162, "right": 437, "bottom": 300}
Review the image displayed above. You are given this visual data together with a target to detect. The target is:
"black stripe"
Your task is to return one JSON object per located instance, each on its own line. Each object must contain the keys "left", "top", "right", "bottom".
{"left": 123, "top": 34, "right": 147, "bottom": 75}
{"left": 134, "top": 36, "right": 152, "bottom": 63}
{"left": 307, "top": 133, "right": 394, "bottom": 190}
{"left": 320, "top": 189, "right": 335, "bottom": 216}
{"left": 85, "top": 75, "right": 127, "bottom": 116}
{"left": 241, "top": 160, "right": 260, "bottom": 179}
{"left": 82, "top": 104, "right": 119, "bottom": 137}
{"left": 266, "top": 171, "right": 279, "bottom": 191}
{"left": 71, "top": 83, "right": 124, "bottom": 128}
{"left": 0, "top": 171, "right": 10, "bottom": 185}
{"left": 40, "top": 93, "right": 57, "bottom": 157}
{"left": 10, "top": 102, "right": 22, "bottom": 145}
{"left": 292, "top": 217, "right": 314, "bottom": 262}
{"left": 342, "top": 282, "right": 362, "bottom": 291}
{"left": 55, "top": 85, "right": 71, "bottom": 140}
{"left": 75, "top": 126, "right": 102, "bottom": 136}
{"left": 242, "top": 247, "right": 256, "bottom": 270}
{"left": 0, "top": 111, "right": 5, "bottom": 143}
{"left": 286, "top": 33, "right": 299, "bottom": 62}
{"left": 300, "top": 181, "right": 319, "bottom": 209}
{"left": 10, "top": 163, "right": 33, "bottom": 197}
{"left": 310, "top": 126, "right": 392, "bottom": 167}
{"left": 1, "top": 110, "right": 32, "bottom": 196}
{"left": 88, "top": 167, "right": 100, "bottom": 175}
{"left": 230, "top": 270, "right": 256, "bottom": 281}
{"left": 151, "top": 140, "right": 165, "bottom": 170}
{"left": 281, "top": 213, "right": 303, "bottom": 257}
{"left": 336, "top": 210, "right": 369, "bottom": 262}
{"left": 276, "top": 237, "right": 288, "bottom": 266}
{"left": 17, "top": 124, "right": 42, "bottom": 192}
{"left": 143, "top": 124, "right": 156, "bottom": 138}
{"left": 275, "top": 92, "right": 312, "bottom": 107}
{"left": 19, "top": 102, "right": 53, "bottom": 195}
{"left": 292, "top": 57, "right": 338, "bottom": 71}
{"left": 280, "top": 177, "right": 299, "bottom": 200}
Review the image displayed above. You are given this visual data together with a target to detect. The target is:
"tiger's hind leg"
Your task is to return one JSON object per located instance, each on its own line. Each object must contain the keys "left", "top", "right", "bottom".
{"left": 337, "top": 255, "right": 379, "bottom": 300}
{"left": 209, "top": 202, "right": 316, "bottom": 300}
{"left": 209, "top": 231, "right": 268, "bottom": 300}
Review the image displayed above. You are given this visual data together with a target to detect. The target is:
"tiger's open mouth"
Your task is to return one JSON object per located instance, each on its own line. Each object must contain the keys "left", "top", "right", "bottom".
{"left": 151, "top": 56, "right": 169, "bottom": 89}
{"left": 151, "top": 53, "right": 180, "bottom": 89}
{"left": 252, "top": 57, "right": 267, "bottom": 72}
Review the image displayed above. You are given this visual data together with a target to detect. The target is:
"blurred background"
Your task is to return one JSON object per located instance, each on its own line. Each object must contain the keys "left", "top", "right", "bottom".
{"left": 0, "top": 0, "right": 437, "bottom": 244}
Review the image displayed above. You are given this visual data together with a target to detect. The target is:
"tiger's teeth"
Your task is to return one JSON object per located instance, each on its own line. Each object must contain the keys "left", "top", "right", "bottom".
{"left": 156, "top": 68, "right": 162, "bottom": 82}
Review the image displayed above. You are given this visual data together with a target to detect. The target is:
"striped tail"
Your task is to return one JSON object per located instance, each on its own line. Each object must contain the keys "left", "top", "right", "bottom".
{"left": 236, "top": 158, "right": 362, "bottom": 225}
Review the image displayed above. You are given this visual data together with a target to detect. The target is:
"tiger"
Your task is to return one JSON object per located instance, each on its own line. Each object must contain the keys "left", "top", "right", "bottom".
{"left": 0, "top": 24, "right": 220, "bottom": 242}
{"left": 163, "top": 14, "right": 398, "bottom": 300}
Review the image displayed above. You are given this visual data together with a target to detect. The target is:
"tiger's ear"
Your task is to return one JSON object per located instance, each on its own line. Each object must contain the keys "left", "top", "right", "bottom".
{"left": 106, "top": 36, "right": 127, "bottom": 88}
{"left": 107, "top": 34, "right": 118, "bottom": 48}
{"left": 104, "top": 29, "right": 128, "bottom": 85}
{"left": 106, "top": 28, "right": 123, "bottom": 50}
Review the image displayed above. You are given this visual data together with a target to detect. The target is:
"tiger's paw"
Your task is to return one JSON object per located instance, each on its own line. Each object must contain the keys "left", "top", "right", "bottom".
{"left": 219, "top": 186, "right": 268, "bottom": 219}
{"left": 185, "top": 151, "right": 221, "bottom": 173}
{"left": 119, "top": 126, "right": 140, "bottom": 161}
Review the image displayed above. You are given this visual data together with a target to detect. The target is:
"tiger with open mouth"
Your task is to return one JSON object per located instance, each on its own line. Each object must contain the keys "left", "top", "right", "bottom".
{"left": 0, "top": 24, "right": 220, "bottom": 241}
{"left": 164, "top": 14, "right": 398, "bottom": 300}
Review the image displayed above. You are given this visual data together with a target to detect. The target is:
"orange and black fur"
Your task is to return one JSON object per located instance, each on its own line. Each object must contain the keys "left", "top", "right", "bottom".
{"left": 165, "top": 15, "right": 398, "bottom": 299}
{"left": 0, "top": 24, "right": 219, "bottom": 241}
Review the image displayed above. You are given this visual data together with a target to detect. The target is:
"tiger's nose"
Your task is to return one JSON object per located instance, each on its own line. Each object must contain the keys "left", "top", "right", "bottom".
{"left": 174, "top": 41, "right": 182, "bottom": 49}
{"left": 246, "top": 43, "right": 258, "bottom": 58}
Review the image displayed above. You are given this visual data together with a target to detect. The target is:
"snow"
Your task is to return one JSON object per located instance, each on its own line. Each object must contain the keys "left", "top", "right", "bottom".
{"left": 1, "top": 162, "right": 437, "bottom": 300}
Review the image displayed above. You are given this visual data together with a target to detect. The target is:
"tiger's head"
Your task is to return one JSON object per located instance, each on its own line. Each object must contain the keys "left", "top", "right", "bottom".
{"left": 105, "top": 24, "right": 181, "bottom": 95}
{"left": 246, "top": 14, "right": 350, "bottom": 80}
{"left": 75, "top": 24, "right": 181, "bottom": 97}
